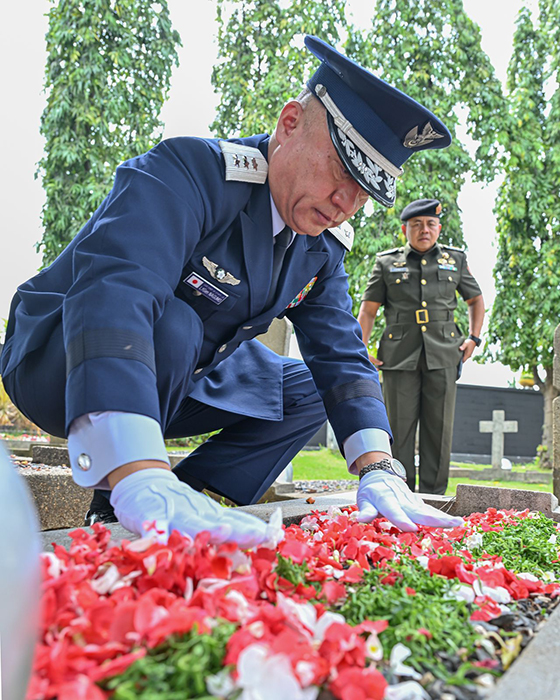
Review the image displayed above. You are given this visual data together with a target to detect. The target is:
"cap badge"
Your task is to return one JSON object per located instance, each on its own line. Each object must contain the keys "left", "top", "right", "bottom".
{"left": 202, "top": 257, "right": 240, "bottom": 286}
{"left": 403, "top": 122, "right": 446, "bottom": 149}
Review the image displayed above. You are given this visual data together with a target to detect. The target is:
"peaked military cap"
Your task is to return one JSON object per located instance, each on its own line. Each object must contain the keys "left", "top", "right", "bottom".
{"left": 305, "top": 36, "right": 451, "bottom": 208}
{"left": 400, "top": 198, "right": 443, "bottom": 221}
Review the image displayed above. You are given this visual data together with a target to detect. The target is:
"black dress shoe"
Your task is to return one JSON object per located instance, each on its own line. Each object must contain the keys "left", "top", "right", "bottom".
{"left": 84, "top": 489, "right": 118, "bottom": 526}
{"left": 84, "top": 507, "right": 118, "bottom": 526}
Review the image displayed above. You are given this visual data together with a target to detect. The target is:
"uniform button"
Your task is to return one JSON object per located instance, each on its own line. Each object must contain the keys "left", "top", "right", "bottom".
{"left": 396, "top": 279, "right": 401, "bottom": 284}
{"left": 421, "top": 325, "right": 427, "bottom": 332}
{"left": 218, "top": 344, "right": 227, "bottom": 353}
{"left": 389, "top": 333, "right": 393, "bottom": 339}
{"left": 421, "top": 279, "right": 427, "bottom": 285}
{"left": 193, "top": 290, "right": 202, "bottom": 296}
{"left": 421, "top": 301, "right": 427, "bottom": 307}
{"left": 77, "top": 453, "right": 91, "bottom": 471}
{"left": 194, "top": 368, "right": 204, "bottom": 374}
{"left": 242, "top": 325, "right": 253, "bottom": 330}
{"left": 421, "top": 259, "right": 427, "bottom": 265}
{"left": 451, "top": 332, "right": 455, "bottom": 337}
{"left": 448, "top": 276, "right": 453, "bottom": 281}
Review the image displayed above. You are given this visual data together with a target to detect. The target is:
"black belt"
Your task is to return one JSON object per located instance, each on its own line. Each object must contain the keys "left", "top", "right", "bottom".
{"left": 389, "top": 309, "right": 454, "bottom": 324}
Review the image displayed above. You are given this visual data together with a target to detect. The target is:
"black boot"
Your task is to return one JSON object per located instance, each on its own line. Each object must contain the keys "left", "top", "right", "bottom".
{"left": 84, "top": 489, "right": 117, "bottom": 526}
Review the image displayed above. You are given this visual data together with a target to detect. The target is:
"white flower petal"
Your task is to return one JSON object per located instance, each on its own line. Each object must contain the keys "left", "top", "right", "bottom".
{"left": 206, "top": 667, "right": 236, "bottom": 696}
{"left": 384, "top": 680, "right": 430, "bottom": 699}
{"left": 313, "top": 611, "right": 346, "bottom": 642}
{"left": 390, "top": 644, "right": 422, "bottom": 680}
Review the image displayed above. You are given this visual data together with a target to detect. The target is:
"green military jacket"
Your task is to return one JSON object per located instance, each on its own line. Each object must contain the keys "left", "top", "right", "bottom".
{"left": 362, "top": 241, "right": 482, "bottom": 371}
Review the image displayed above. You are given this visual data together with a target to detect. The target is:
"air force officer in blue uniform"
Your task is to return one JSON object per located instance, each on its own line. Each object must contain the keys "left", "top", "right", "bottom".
{"left": 1, "top": 37, "right": 463, "bottom": 545}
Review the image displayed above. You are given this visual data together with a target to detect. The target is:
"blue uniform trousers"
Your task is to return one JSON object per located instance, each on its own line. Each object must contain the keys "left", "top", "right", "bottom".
{"left": 3, "top": 298, "right": 326, "bottom": 506}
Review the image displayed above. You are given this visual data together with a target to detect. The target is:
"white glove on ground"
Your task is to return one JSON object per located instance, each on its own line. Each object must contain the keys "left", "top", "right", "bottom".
{"left": 356, "top": 470, "right": 464, "bottom": 532}
{"left": 110, "top": 468, "right": 283, "bottom": 548}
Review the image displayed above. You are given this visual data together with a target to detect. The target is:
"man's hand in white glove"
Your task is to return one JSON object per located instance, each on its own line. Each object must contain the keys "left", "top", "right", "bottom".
{"left": 110, "top": 468, "right": 283, "bottom": 548}
{"left": 356, "top": 470, "right": 463, "bottom": 532}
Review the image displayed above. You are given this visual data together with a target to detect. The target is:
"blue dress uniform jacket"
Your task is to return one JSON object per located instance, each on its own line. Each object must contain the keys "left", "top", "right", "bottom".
{"left": 1, "top": 134, "right": 391, "bottom": 453}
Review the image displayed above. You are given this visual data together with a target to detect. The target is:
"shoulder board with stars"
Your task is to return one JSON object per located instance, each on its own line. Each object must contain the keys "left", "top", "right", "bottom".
{"left": 377, "top": 247, "right": 401, "bottom": 256}
{"left": 327, "top": 221, "right": 354, "bottom": 251}
{"left": 219, "top": 141, "right": 268, "bottom": 184}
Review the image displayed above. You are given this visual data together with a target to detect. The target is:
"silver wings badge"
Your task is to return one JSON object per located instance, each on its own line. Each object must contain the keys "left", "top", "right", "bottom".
{"left": 403, "top": 122, "right": 445, "bottom": 149}
{"left": 202, "top": 257, "right": 241, "bottom": 286}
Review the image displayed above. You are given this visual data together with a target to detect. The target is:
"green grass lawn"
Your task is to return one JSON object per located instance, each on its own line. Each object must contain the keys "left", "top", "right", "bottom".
{"left": 292, "top": 448, "right": 552, "bottom": 496}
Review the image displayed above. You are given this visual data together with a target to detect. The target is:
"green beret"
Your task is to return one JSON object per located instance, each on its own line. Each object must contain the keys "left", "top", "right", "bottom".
{"left": 400, "top": 198, "right": 442, "bottom": 221}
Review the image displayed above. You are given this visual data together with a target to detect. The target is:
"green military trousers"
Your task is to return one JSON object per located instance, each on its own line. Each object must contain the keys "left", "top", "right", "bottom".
{"left": 381, "top": 351, "right": 458, "bottom": 495}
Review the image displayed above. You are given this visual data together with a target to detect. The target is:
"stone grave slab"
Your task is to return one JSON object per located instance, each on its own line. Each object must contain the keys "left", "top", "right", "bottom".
{"left": 18, "top": 464, "right": 91, "bottom": 530}
{"left": 32, "top": 444, "right": 69, "bottom": 466}
{"left": 20, "top": 447, "right": 307, "bottom": 532}
{"left": 453, "top": 483, "right": 560, "bottom": 522}
{"left": 449, "top": 465, "right": 552, "bottom": 484}
{"left": 488, "top": 601, "right": 560, "bottom": 700}
{"left": 1, "top": 439, "right": 35, "bottom": 457}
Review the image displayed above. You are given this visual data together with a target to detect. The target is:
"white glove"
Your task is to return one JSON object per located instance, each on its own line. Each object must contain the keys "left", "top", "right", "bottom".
{"left": 110, "top": 468, "right": 283, "bottom": 548}
{"left": 356, "top": 470, "right": 464, "bottom": 532}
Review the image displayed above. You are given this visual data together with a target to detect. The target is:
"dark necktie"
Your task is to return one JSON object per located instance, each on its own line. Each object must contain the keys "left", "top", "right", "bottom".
{"left": 265, "top": 225, "right": 292, "bottom": 308}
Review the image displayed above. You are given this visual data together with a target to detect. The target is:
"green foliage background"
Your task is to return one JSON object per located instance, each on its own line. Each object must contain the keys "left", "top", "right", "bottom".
{"left": 483, "top": 0, "right": 560, "bottom": 463}
{"left": 37, "top": 0, "right": 181, "bottom": 265}
{"left": 486, "top": 2, "right": 560, "bottom": 376}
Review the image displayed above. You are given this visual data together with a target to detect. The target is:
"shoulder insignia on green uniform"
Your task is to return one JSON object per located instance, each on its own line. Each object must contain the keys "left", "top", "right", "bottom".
{"left": 441, "top": 244, "right": 465, "bottom": 253}
{"left": 219, "top": 141, "right": 268, "bottom": 184}
{"left": 327, "top": 221, "right": 354, "bottom": 251}
{"left": 377, "top": 247, "right": 401, "bottom": 256}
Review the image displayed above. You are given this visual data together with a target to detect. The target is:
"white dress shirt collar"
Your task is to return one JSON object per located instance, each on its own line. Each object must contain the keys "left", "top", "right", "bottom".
{"left": 270, "top": 194, "right": 296, "bottom": 245}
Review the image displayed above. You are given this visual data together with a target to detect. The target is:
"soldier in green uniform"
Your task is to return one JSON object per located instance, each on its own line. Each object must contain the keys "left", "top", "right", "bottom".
{"left": 357, "top": 199, "right": 485, "bottom": 494}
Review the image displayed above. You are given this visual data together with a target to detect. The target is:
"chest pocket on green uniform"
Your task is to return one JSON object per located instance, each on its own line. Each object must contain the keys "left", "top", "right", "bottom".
{"left": 437, "top": 268, "right": 458, "bottom": 291}
{"left": 388, "top": 273, "right": 410, "bottom": 287}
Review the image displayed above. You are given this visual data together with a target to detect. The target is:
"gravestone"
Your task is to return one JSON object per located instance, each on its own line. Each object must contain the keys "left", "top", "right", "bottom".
{"left": 326, "top": 421, "right": 338, "bottom": 451}
{"left": 479, "top": 410, "right": 518, "bottom": 470}
{"left": 553, "top": 324, "right": 560, "bottom": 499}
{"left": 256, "top": 317, "right": 292, "bottom": 356}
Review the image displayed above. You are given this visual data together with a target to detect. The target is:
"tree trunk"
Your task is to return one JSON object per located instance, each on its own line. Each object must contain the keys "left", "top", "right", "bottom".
{"left": 533, "top": 366, "right": 559, "bottom": 469}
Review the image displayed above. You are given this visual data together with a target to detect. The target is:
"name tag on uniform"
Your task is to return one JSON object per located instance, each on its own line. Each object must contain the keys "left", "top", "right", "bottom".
{"left": 438, "top": 263, "right": 457, "bottom": 271}
{"left": 184, "top": 272, "right": 229, "bottom": 304}
{"left": 390, "top": 267, "right": 409, "bottom": 273}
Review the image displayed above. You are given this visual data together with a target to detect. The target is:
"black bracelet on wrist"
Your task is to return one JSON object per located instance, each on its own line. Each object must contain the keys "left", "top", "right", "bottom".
{"left": 468, "top": 334, "right": 482, "bottom": 347}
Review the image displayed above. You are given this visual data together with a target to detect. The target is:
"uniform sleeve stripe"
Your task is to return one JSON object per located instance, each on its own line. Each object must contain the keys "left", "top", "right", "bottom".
{"left": 323, "top": 379, "right": 383, "bottom": 413}
{"left": 66, "top": 329, "right": 156, "bottom": 376}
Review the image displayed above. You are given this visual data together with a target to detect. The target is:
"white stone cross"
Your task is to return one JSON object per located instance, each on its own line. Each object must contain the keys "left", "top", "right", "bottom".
{"left": 479, "top": 410, "right": 518, "bottom": 469}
